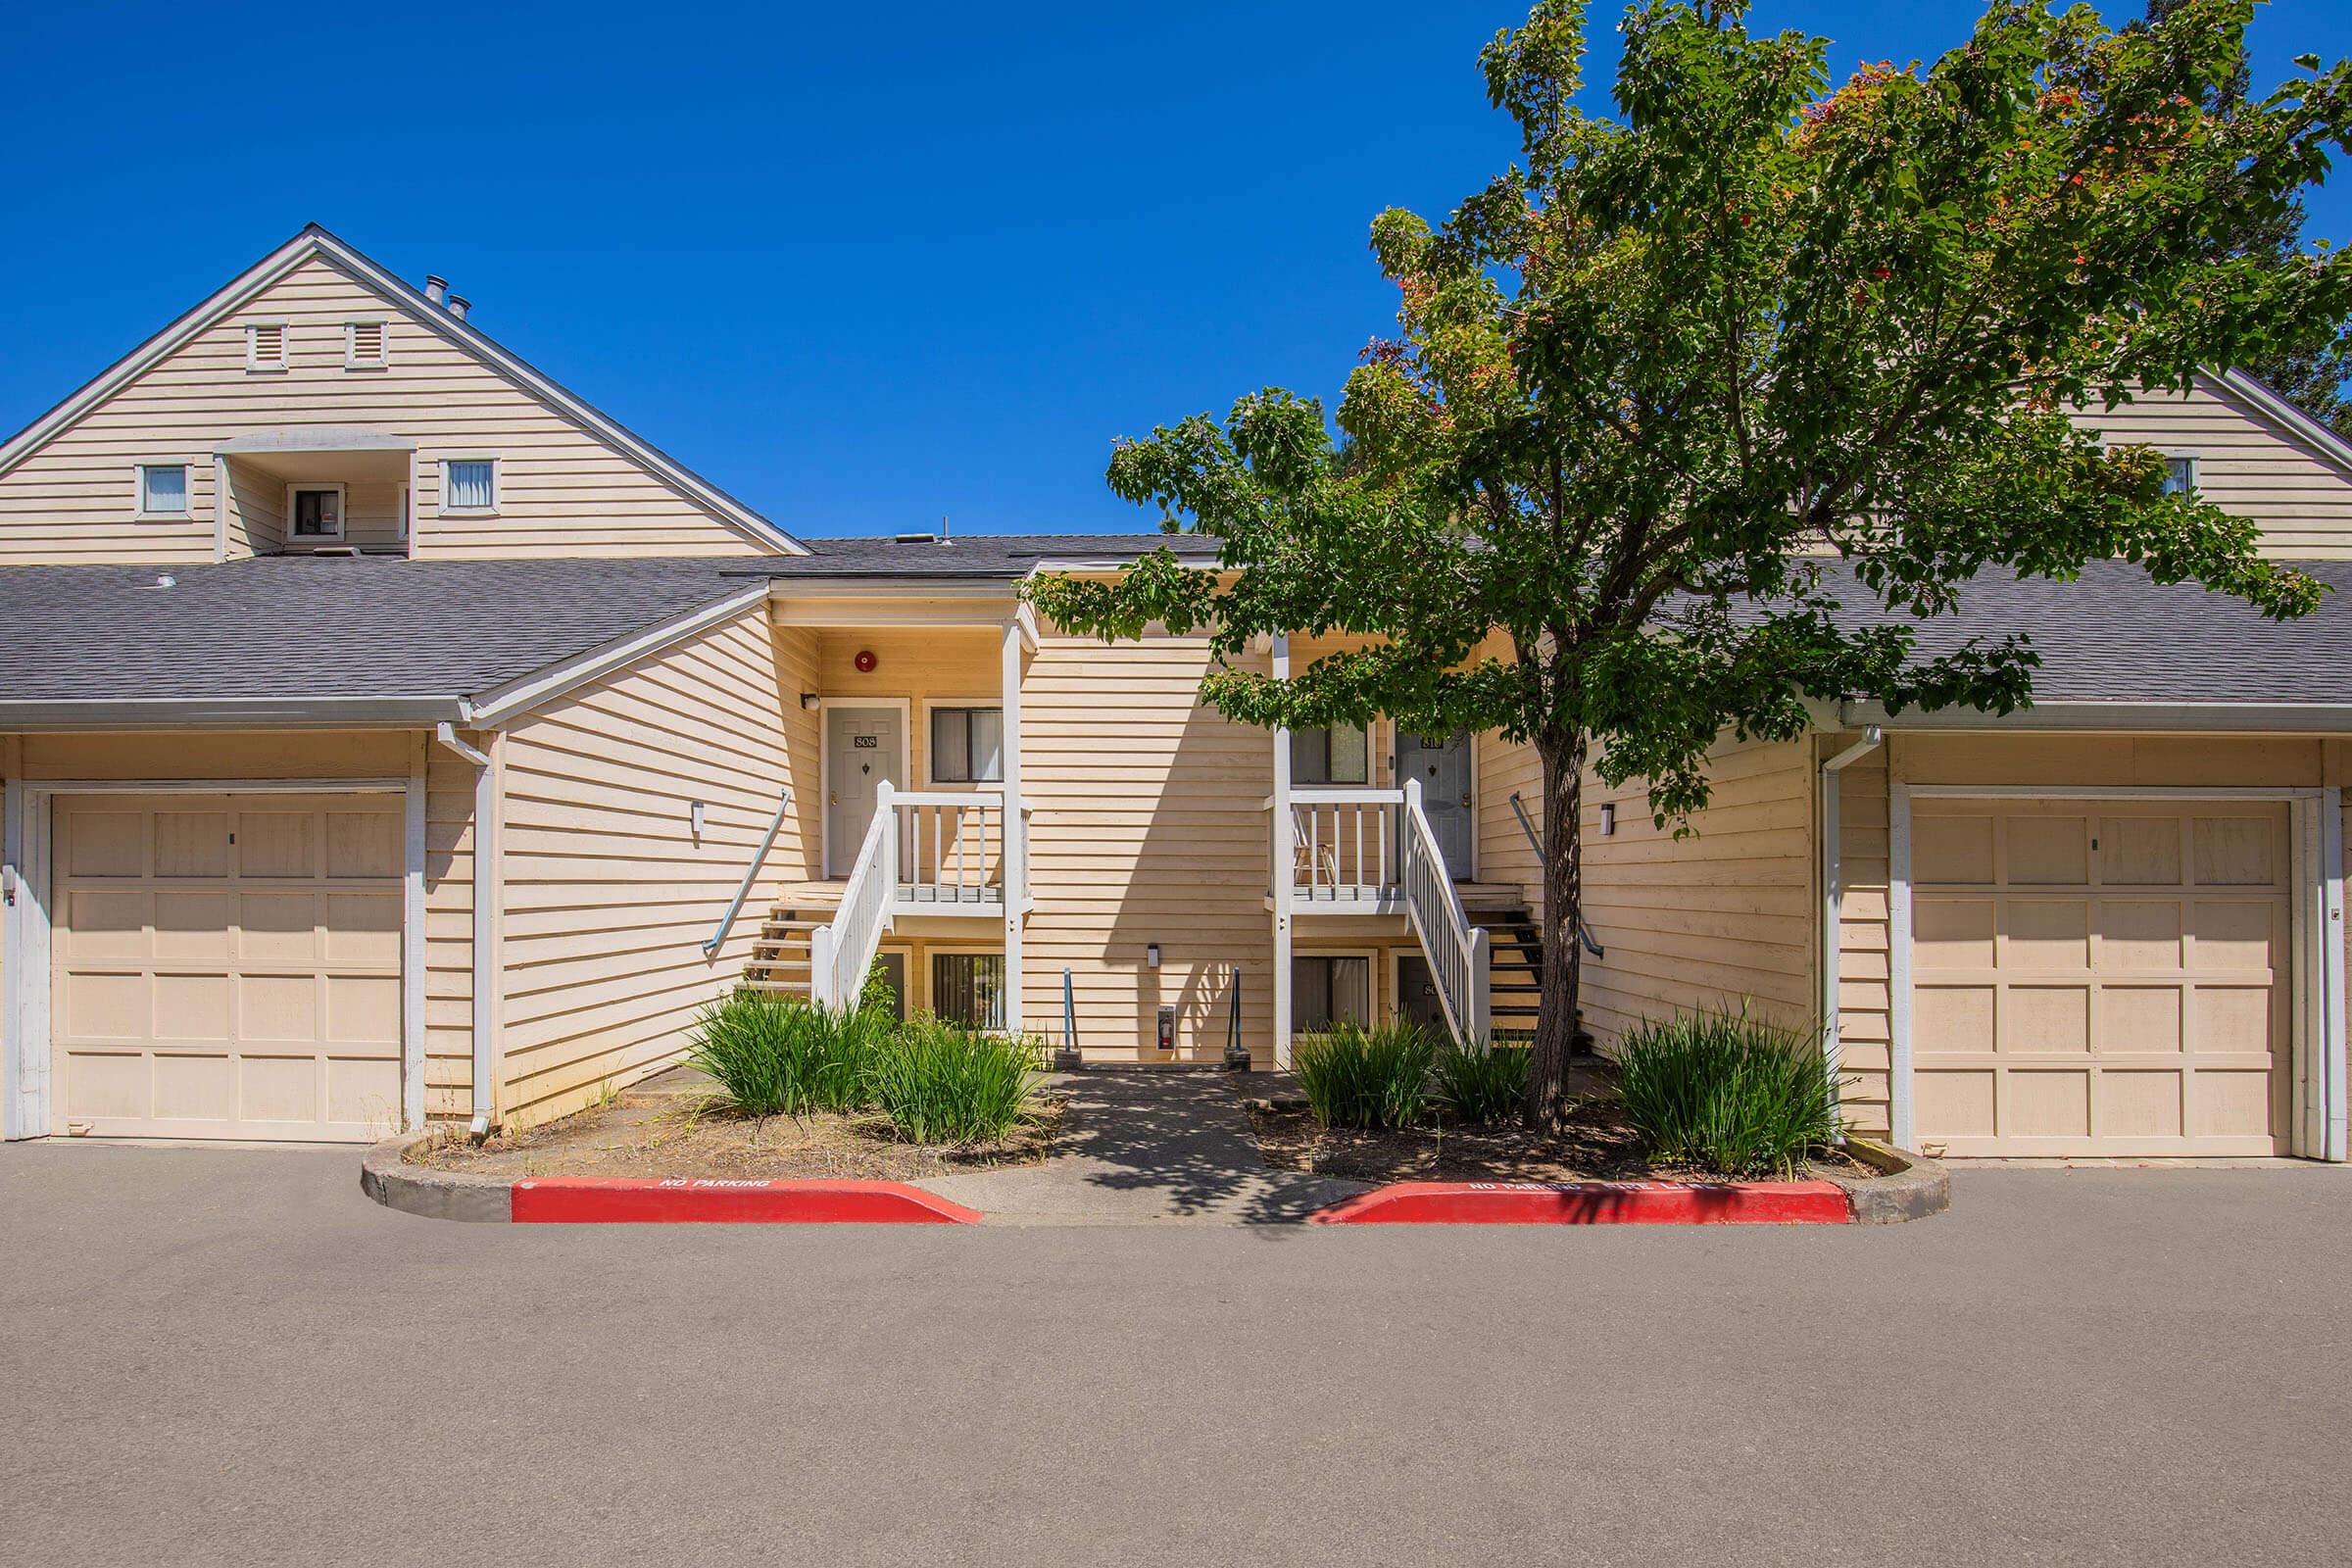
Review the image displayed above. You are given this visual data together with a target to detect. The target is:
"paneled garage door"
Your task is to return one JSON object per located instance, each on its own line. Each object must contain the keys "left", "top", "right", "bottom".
{"left": 50, "top": 793, "right": 405, "bottom": 1142}
{"left": 1910, "top": 797, "right": 2291, "bottom": 1156}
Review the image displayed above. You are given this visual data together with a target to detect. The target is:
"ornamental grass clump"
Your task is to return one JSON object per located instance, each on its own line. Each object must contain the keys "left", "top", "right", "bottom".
{"left": 1430, "top": 1041, "right": 1531, "bottom": 1125}
{"left": 685, "top": 992, "right": 884, "bottom": 1118}
{"left": 1294, "top": 1020, "right": 1438, "bottom": 1129}
{"left": 1614, "top": 1009, "right": 1840, "bottom": 1179}
{"left": 864, "top": 1015, "right": 1041, "bottom": 1144}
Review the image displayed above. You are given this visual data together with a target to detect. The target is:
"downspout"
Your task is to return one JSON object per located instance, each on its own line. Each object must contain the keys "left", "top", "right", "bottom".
{"left": 1818, "top": 725, "right": 1884, "bottom": 1134}
{"left": 435, "top": 721, "right": 499, "bottom": 1137}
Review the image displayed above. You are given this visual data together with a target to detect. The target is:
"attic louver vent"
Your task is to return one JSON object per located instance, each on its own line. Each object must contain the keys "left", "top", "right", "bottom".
{"left": 245, "top": 321, "right": 287, "bottom": 372}
{"left": 346, "top": 320, "right": 386, "bottom": 368}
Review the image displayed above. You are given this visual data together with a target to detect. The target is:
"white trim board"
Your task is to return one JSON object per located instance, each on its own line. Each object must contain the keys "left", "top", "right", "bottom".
{"left": 2, "top": 777, "right": 425, "bottom": 1143}
{"left": 0, "top": 225, "right": 804, "bottom": 555}
{"left": 1886, "top": 783, "right": 2344, "bottom": 1161}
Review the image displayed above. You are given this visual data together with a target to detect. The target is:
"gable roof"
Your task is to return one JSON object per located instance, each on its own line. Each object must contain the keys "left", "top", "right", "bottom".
{"left": 2217, "top": 368, "right": 2352, "bottom": 478}
{"left": 0, "top": 224, "right": 805, "bottom": 555}
{"left": 783, "top": 532, "right": 1225, "bottom": 577}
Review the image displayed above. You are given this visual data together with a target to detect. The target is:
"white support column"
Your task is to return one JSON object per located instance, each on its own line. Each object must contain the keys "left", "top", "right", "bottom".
{"left": 1271, "top": 632, "right": 1293, "bottom": 1070}
{"left": 1000, "top": 618, "right": 1025, "bottom": 1037}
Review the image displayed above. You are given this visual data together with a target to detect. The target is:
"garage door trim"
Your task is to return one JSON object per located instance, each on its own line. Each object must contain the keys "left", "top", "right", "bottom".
{"left": 1889, "top": 783, "right": 2346, "bottom": 1161}
{"left": 3, "top": 773, "right": 425, "bottom": 1142}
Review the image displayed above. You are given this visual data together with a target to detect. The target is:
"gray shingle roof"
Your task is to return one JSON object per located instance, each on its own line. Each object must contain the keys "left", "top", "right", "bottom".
{"left": 1768, "top": 561, "right": 2352, "bottom": 706}
{"left": 778, "top": 533, "right": 1221, "bottom": 576}
{"left": 0, "top": 556, "right": 779, "bottom": 703}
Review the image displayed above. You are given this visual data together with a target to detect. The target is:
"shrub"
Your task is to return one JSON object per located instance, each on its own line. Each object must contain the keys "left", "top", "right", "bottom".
{"left": 858, "top": 958, "right": 901, "bottom": 1019}
{"left": 864, "top": 1015, "right": 1041, "bottom": 1144}
{"left": 1430, "top": 1042, "right": 1530, "bottom": 1124}
{"left": 685, "top": 992, "right": 883, "bottom": 1117}
{"left": 1294, "top": 1020, "right": 1438, "bottom": 1129}
{"left": 1614, "top": 1009, "right": 1840, "bottom": 1178}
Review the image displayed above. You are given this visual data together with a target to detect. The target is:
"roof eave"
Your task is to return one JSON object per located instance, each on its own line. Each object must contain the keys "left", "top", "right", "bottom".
{"left": 1841, "top": 698, "right": 2352, "bottom": 733}
{"left": 0, "top": 695, "right": 469, "bottom": 731}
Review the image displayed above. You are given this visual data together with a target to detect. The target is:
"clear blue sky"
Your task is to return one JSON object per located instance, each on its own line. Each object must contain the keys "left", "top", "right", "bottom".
{"left": 2, "top": 1, "right": 2343, "bottom": 538}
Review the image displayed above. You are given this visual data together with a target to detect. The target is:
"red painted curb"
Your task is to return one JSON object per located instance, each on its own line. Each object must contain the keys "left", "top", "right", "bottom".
{"left": 1311, "top": 1179, "right": 1852, "bottom": 1226}
{"left": 509, "top": 1176, "right": 981, "bottom": 1225}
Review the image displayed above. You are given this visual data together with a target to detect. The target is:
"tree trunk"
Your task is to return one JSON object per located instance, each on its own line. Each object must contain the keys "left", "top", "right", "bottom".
{"left": 1525, "top": 724, "right": 1587, "bottom": 1128}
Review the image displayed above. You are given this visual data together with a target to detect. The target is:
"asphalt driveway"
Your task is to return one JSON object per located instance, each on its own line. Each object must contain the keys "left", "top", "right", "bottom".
{"left": 0, "top": 1146, "right": 2345, "bottom": 1568}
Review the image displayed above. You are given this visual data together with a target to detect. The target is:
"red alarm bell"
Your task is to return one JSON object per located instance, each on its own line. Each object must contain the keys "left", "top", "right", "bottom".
{"left": 854, "top": 649, "right": 877, "bottom": 673}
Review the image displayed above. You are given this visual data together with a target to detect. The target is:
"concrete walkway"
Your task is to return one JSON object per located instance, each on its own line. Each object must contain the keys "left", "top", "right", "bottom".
{"left": 918, "top": 1069, "right": 1366, "bottom": 1224}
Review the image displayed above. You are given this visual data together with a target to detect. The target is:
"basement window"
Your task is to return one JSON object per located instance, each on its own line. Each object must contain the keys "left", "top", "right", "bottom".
{"left": 930, "top": 706, "right": 1004, "bottom": 783}
{"left": 1292, "top": 956, "right": 1372, "bottom": 1033}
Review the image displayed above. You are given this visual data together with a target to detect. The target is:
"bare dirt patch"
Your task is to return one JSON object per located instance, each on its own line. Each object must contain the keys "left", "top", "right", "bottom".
{"left": 1247, "top": 1097, "right": 1873, "bottom": 1186}
{"left": 416, "top": 1076, "right": 1060, "bottom": 1183}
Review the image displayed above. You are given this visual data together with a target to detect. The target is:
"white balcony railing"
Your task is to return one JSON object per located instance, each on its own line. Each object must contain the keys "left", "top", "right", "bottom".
{"left": 811, "top": 783, "right": 1020, "bottom": 1010}
{"left": 1285, "top": 787, "right": 1404, "bottom": 903}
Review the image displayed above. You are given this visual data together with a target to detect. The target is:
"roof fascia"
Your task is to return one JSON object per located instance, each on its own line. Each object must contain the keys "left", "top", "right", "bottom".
{"left": 1841, "top": 697, "right": 2352, "bottom": 733}
{"left": 462, "top": 581, "right": 774, "bottom": 728}
{"left": 0, "top": 695, "right": 466, "bottom": 731}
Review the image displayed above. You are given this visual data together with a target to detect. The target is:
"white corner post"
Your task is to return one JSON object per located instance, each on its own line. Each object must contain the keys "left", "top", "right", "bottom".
{"left": 1000, "top": 617, "right": 1025, "bottom": 1037}
{"left": 1270, "top": 632, "right": 1293, "bottom": 1070}
{"left": 1817, "top": 725, "right": 1884, "bottom": 1132}
{"left": 436, "top": 722, "right": 501, "bottom": 1135}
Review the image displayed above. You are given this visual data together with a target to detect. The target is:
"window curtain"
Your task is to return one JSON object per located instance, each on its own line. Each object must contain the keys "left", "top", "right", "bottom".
{"left": 446, "top": 461, "right": 495, "bottom": 510}
{"left": 1291, "top": 723, "right": 1369, "bottom": 786}
{"left": 933, "top": 954, "right": 1005, "bottom": 1030}
{"left": 141, "top": 466, "right": 186, "bottom": 514}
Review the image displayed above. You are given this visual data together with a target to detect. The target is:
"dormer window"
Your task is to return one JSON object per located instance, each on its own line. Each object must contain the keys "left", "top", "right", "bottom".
{"left": 2163, "top": 455, "right": 2198, "bottom": 496}
{"left": 245, "top": 320, "right": 287, "bottom": 373}
{"left": 136, "top": 464, "right": 191, "bottom": 518}
{"left": 344, "top": 319, "right": 388, "bottom": 369}
{"left": 442, "top": 458, "right": 499, "bottom": 514}
{"left": 288, "top": 483, "right": 346, "bottom": 540}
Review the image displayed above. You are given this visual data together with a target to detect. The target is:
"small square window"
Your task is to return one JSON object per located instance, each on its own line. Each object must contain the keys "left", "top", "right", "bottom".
{"left": 289, "top": 485, "right": 344, "bottom": 539}
{"left": 930, "top": 707, "right": 1004, "bottom": 783}
{"left": 137, "top": 465, "right": 189, "bottom": 516}
{"left": 345, "top": 319, "right": 387, "bottom": 368}
{"left": 2162, "top": 456, "right": 2197, "bottom": 496}
{"left": 443, "top": 459, "right": 498, "bottom": 513}
{"left": 932, "top": 953, "right": 1006, "bottom": 1031}
{"left": 245, "top": 321, "right": 287, "bottom": 372}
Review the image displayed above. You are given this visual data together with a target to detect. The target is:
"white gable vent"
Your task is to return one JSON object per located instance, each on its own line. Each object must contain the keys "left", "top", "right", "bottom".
{"left": 345, "top": 319, "right": 387, "bottom": 369}
{"left": 245, "top": 320, "right": 288, "bottom": 373}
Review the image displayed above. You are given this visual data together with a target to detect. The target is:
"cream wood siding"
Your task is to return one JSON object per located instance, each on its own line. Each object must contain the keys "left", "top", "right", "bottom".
{"left": 1836, "top": 733, "right": 2339, "bottom": 1144}
{"left": 811, "top": 626, "right": 1009, "bottom": 881}
{"left": 1476, "top": 731, "right": 1544, "bottom": 912}
{"left": 1576, "top": 735, "right": 1818, "bottom": 1050}
{"left": 493, "top": 609, "right": 798, "bottom": 1130}
{"left": 1021, "top": 624, "right": 1276, "bottom": 1062}
{"left": 2072, "top": 379, "right": 2352, "bottom": 557}
{"left": 4, "top": 730, "right": 478, "bottom": 1128}
{"left": 0, "top": 254, "right": 780, "bottom": 564}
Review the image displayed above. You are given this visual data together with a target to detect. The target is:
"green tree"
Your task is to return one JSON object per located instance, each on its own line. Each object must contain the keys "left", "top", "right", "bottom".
{"left": 2136, "top": 0, "right": 2352, "bottom": 431}
{"left": 1029, "top": 0, "right": 2349, "bottom": 1123}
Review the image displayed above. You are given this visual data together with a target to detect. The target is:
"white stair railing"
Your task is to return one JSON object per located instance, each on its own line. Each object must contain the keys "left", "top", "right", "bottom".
{"left": 810, "top": 781, "right": 898, "bottom": 1010}
{"left": 1400, "top": 777, "right": 1489, "bottom": 1051}
{"left": 894, "top": 790, "right": 1003, "bottom": 906}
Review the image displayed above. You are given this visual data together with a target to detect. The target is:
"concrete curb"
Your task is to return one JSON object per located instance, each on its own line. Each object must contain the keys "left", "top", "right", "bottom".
{"left": 1828, "top": 1139, "right": 1951, "bottom": 1225}
{"left": 360, "top": 1136, "right": 981, "bottom": 1224}
{"left": 1312, "top": 1178, "right": 1854, "bottom": 1225}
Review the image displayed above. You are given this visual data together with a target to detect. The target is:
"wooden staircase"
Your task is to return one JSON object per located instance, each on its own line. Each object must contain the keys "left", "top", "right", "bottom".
{"left": 1454, "top": 884, "right": 1586, "bottom": 1050}
{"left": 740, "top": 883, "right": 844, "bottom": 1000}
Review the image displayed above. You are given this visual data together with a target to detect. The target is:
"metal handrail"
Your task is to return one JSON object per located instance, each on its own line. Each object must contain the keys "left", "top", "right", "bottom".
{"left": 700, "top": 788, "right": 793, "bottom": 958}
{"left": 1506, "top": 790, "right": 1604, "bottom": 959}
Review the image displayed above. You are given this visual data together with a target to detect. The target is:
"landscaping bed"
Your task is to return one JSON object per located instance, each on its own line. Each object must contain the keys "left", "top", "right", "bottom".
{"left": 416, "top": 1073, "right": 1061, "bottom": 1183}
{"left": 1249, "top": 1092, "right": 1874, "bottom": 1185}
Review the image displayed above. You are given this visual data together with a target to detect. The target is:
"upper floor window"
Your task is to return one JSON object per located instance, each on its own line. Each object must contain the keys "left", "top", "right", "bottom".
{"left": 136, "top": 464, "right": 190, "bottom": 517}
{"left": 288, "top": 484, "right": 345, "bottom": 540}
{"left": 245, "top": 320, "right": 287, "bottom": 373}
{"left": 442, "top": 458, "right": 498, "bottom": 514}
{"left": 344, "top": 319, "right": 388, "bottom": 369}
{"left": 2163, "top": 456, "right": 2198, "bottom": 496}
{"left": 1291, "top": 722, "right": 1369, "bottom": 786}
{"left": 931, "top": 706, "right": 1004, "bottom": 783}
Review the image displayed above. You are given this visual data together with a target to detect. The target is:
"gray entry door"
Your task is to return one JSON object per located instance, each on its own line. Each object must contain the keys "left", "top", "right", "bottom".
{"left": 1396, "top": 956, "right": 1448, "bottom": 1034}
{"left": 1396, "top": 727, "right": 1472, "bottom": 876}
{"left": 826, "top": 707, "right": 903, "bottom": 876}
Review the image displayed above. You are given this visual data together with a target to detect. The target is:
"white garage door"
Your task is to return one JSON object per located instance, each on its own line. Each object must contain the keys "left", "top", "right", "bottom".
{"left": 50, "top": 793, "right": 405, "bottom": 1142}
{"left": 1910, "top": 797, "right": 2291, "bottom": 1157}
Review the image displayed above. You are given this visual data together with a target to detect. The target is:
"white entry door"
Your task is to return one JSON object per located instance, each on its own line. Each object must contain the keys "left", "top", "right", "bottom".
{"left": 826, "top": 707, "right": 904, "bottom": 876}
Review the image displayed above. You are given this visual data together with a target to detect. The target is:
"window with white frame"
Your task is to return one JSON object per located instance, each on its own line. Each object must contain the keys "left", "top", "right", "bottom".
{"left": 2163, "top": 455, "right": 2198, "bottom": 496}
{"left": 930, "top": 706, "right": 1004, "bottom": 783}
{"left": 442, "top": 458, "right": 498, "bottom": 513}
{"left": 288, "top": 484, "right": 345, "bottom": 540}
{"left": 136, "top": 464, "right": 190, "bottom": 517}
{"left": 932, "top": 953, "right": 1006, "bottom": 1030}
{"left": 1291, "top": 721, "right": 1369, "bottom": 785}
{"left": 245, "top": 320, "right": 287, "bottom": 372}
{"left": 345, "top": 318, "right": 388, "bottom": 369}
{"left": 1291, "top": 955, "right": 1372, "bottom": 1033}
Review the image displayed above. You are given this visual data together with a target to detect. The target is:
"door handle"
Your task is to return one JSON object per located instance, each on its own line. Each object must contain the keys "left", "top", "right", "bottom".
{"left": 829, "top": 791, "right": 838, "bottom": 806}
